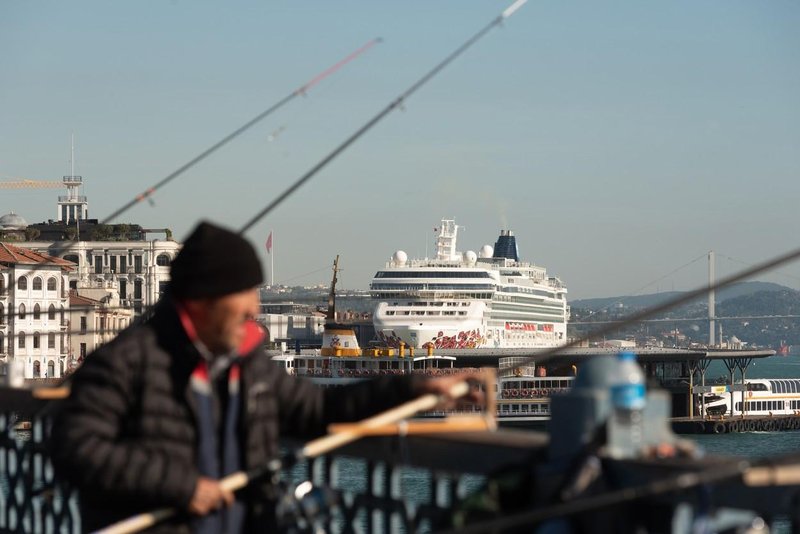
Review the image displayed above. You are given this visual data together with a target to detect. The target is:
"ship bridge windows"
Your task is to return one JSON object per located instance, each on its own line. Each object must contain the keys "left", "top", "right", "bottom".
{"left": 372, "top": 291, "right": 493, "bottom": 300}
{"left": 375, "top": 271, "right": 492, "bottom": 279}
{"left": 371, "top": 283, "right": 494, "bottom": 291}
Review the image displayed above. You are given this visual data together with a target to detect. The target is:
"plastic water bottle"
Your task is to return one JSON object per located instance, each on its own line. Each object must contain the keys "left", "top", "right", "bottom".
{"left": 610, "top": 351, "right": 646, "bottom": 458}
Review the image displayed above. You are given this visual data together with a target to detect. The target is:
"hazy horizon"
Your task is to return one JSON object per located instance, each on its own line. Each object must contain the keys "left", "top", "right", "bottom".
{"left": 3, "top": 1, "right": 799, "bottom": 300}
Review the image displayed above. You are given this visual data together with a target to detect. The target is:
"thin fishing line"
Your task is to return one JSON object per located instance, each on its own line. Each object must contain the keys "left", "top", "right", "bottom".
{"left": 238, "top": 1, "right": 529, "bottom": 234}
{"left": 101, "top": 38, "right": 382, "bottom": 225}
{"left": 3, "top": 39, "right": 382, "bottom": 304}
{"left": 503, "top": 244, "right": 800, "bottom": 377}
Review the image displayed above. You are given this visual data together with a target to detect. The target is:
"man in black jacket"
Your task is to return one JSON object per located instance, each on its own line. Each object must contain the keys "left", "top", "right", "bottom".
{"left": 51, "top": 221, "right": 476, "bottom": 533}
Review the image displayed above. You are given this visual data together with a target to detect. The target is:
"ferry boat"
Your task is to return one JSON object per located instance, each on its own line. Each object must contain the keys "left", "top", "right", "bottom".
{"left": 370, "top": 219, "right": 569, "bottom": 350}
{"left": 273, "top": 255, "right": 573, "bottom": 425}
{"left": 703, "top": 378, "right": 800, "bottom": 416}
{"left": 272, "top": 349, "right": 573, "bottom": 426}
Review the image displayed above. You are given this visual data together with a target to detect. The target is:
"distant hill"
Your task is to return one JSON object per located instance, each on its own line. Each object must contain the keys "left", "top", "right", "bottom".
{"left": 570, "top": 282, "right": 789, "bottom": 312}
{"left": 569, "top": 282, "right": 800, "bottom": 348}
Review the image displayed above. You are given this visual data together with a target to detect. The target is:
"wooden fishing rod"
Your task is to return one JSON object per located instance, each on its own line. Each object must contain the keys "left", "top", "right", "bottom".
{"left": 94, "top": 381, "right": 472, "bottom": 534}
{"left": 237, "top": 0, "right": 529, "bottom": 234}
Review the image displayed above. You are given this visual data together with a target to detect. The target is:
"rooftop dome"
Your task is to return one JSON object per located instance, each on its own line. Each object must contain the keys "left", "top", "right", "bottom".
{"left": 0, "top": 212, "right": 28, "bottom": 230}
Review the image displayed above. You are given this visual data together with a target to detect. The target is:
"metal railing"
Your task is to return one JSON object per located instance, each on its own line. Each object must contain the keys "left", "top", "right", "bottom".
{"left": 0, "top": 388, "right": 543, "bottom": 533}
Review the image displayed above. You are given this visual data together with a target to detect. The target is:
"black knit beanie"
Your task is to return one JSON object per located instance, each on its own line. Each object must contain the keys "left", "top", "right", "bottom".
{"left": 169, "top": 221, "right": 264, "bottom": 299}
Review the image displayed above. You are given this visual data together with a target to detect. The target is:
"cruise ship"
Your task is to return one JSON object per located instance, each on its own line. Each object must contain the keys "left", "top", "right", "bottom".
{"left": 370, "top": 219, "right": 569, "bottom": 350}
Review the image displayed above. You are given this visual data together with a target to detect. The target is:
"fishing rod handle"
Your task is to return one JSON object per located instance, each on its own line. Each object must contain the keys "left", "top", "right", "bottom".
{"left": 93, "top": 508, "right": 174, "bottom": 534}
{"left": 302, "top": 381, "right": 470, "bottom": 459}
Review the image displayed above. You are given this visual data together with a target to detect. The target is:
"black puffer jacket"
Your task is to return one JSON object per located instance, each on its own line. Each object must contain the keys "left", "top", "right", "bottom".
{"left": 50, "top": 300, "right": 418, "bottom": 532}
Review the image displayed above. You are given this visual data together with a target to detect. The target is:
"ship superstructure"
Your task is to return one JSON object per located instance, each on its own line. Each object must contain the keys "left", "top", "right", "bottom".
{"left": 370, "top": 219, "right": 569, "bottom": 349}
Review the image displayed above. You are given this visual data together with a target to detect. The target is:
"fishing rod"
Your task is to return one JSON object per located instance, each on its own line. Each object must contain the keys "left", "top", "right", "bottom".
{"left": 95, "top": 381, "right": 473, "bottom": 534}
{"left": 237, "top": 0, "right": 529, "bottom": 234}
{"left": 441, "top": 451, "right": 800, "bottom": 534}
{"left": 3, "top": 39, "right": 381, "bottom": 316}
{"left": 101, "top": 37, "right": 381, "bottom": 224}
{"left": 500, "top": 244, "right": 800, "bottom": 378}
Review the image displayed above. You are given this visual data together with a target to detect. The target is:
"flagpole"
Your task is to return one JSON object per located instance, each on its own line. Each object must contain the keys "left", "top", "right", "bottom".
{"left": 270, "top": 230, "right": 274, "bottom": 286}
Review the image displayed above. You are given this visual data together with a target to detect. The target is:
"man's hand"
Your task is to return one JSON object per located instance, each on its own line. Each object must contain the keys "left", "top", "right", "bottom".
{"left": 188, "top": 477, "right": 235, "bottom": 516}
{"left": 415, "top": 372, "right": 486, "bottom": 411}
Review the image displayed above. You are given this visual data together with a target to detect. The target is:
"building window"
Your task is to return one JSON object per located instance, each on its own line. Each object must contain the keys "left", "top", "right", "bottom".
{"left": 100, "top": 317, "right": 106, "bottom": 333}
{"left": 64, "top": 254, "right": 79, "bottom": 264}
{"left": 94, "top": 256, "right": 103, "bottom": 274}
{"left": 120, "top": 280, "right": 127, "bottom": 300}
{"left": 120, "top": 256, "right": 127, "bottom": 273}
{"left": 18, "top": 332, "right": 25, "bottom": 349}
{"left": 134, "top": 256, "right": 143, "bottom": 274}
{"left": 80, "top": 316, "right": 87, "bottom": 334}
{"left": 19, "top": 303, "right": 26, "bottom": 320}
{"left": 0, "top": 332, "right": 4, "bottom": 352}
{"left": 32, "top": 277, "right": 42, "bottom": 291}
{"left": 48, "top": 304, "right": 56, "bottom": 320}
{"left": 110, "top": 256, "right": 117, "bottom": 273}
{"left": 80, "top": 343, "right": 87, "bottom": 361}
{"left": 47, "top": 278, "right": 57, "bottom": 291}
{"left": 156, "top": 254, "right": 171, "bottom": 267}
{"left": 0, "top": 303, "right": 4, "bottom": 325}
{"left": 18, "top": 276, "right": 28, "bottom": 290}
{"left": 33, "top": 333, "right": 40, "bottom": 349}
{"left": 134, "top": 280, "right": 143, "bottom": 299}
{"left": 48, "top": 332, "right": 56, "bottom": 349}
{"left": 47, "top": 360, "right": 55, "bottom": 378}
{"left": 33, "top": 360, "right": 40, "bottom": 378}
{"left": 33, "top": 303, "right": 41, "bottom": 320}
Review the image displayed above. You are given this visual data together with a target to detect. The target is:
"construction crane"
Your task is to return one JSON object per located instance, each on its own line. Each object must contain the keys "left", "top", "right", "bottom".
{"left": 0, "top": 179, "right": 66, "bottom": 189}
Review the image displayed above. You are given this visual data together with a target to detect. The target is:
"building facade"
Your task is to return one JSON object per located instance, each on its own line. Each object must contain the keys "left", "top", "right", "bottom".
{"left": 16, "top": 239, "right": 180, "bottom": 315}
{"left": 68, "top": 290, "right": 134, "bottom": 366}
{"left": 0, "top": 243, "right": 73, "bottom": 379}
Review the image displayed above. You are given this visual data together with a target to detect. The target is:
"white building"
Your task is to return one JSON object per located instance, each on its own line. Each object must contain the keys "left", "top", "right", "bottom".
{"left": 2, "top": 170, "right": 180, "bottom": 316}
{"left": 68, "top": 290, "right": 134, "bottom": 366}
{"left": 16, "top": 239, "right": 180, "bottom": 315}
{"left": 0, "top": 242, "right": 73, "bottom": 379}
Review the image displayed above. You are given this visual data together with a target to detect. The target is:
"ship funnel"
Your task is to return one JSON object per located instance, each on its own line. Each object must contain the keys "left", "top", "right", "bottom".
{"left": 492, "top": 229, "right": 519, "bottom": 261}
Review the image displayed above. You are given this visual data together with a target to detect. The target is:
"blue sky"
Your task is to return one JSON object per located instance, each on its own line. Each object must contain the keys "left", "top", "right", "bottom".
{"left": 2, "top": 1, "right": 799, "bottom": 299}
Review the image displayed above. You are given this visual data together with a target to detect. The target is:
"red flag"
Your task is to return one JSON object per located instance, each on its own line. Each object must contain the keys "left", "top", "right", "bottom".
{"left": 266, "top": 231, "right": 273, "bottom": 254}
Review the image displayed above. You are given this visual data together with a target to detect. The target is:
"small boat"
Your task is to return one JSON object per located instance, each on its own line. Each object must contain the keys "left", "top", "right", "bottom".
{"left": 702, "top": 378, "right": 800, "bottom": 417}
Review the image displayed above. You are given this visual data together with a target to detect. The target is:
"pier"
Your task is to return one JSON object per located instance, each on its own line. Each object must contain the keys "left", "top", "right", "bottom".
{"left": 672, "top": 414, "right": 800, "bottom": 434}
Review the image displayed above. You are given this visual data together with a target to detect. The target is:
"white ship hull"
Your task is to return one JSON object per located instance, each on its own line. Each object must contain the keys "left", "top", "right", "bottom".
{"left": 370, "top": 219, "right": 570, "bottom": 350}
